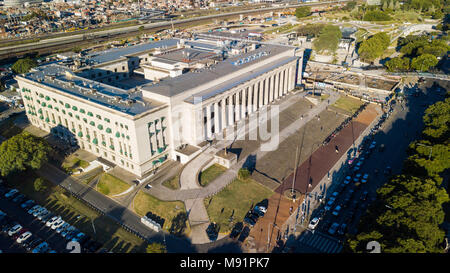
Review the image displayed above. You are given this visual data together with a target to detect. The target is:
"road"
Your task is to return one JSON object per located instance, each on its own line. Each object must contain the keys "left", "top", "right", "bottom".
{"left": 0, "top": 0, "right": 351, "bottom": 58}
{"left": 286, "top": 80, "right": 446, "bottom": 253}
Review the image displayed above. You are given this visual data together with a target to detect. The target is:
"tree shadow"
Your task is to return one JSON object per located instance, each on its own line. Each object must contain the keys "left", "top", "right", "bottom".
{"left": 169, "top": 212, "right": 188, "bottom": 236}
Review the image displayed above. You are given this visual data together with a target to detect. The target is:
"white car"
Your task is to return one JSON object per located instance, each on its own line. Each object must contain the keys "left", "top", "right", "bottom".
{"left": 46, "top": 216, "right": 61, "bottom": 227}
{"left": 16, "top": 231, "right": 32, "bottom": 244}
{"left": 308, "top": 217, "right": 320, "bottom": 230}
{"left": 51, "top": 219, "right": 65, "bottom": 230}
{"left": 8, "top": 224, "right": 22, "bottom": 236}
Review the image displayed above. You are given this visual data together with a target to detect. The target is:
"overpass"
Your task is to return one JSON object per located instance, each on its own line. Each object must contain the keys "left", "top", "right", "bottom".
{"left": 0, "top": 0, "right": 351, "bottom": 59}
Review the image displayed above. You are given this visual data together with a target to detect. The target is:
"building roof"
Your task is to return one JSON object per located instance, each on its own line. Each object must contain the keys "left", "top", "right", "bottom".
{"left": 87, "top": 39, "right": 180, "bottom": 64}
{"left": 141, "top": 43, "right": 293, "bottom": 99}
{"left": 22, "top": 64, "right": 161, "bottom": 116}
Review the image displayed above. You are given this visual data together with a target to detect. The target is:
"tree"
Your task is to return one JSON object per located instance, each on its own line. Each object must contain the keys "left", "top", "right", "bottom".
{"left": 34, "top": 178, "right": 47, "bottom": 192}
{"left": 11, "top": 58, "right": 38, "bottom": 74}
{"left": 72, "top": 46, "right": 82, "bottom": 53}
{"left": 384, "top": 57, "right": 410, "bottom": 72}
{"left": 313, "top": 25, "right": 342, "bottom": 54}
{"left": 146, "top": 242, "right": 166, "bottom": 253}
{"left": 358, "top": 32, "right": 390, "bottom": 62}
{"left": 363, "top": 10, "right": 392, "bottom": 21}
{"left": 238, "top": 168, "right": 250, "bottom": 180}
{"left": 0, "top": 133, "right": 50, "bottom": 177}
{"left": 296, "top": 24, "right": 325, "bottom": 37}
{"left": 411, "top": 54, "right": 438, "bottom": 72}
{"left": 295, "top": 7, "right": 311, "bottom": 19}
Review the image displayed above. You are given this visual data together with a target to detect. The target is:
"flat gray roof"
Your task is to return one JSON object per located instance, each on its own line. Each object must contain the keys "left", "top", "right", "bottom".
{"left": 141, "top": 43, "right": 293, "bottom": 98}
{"left": 23, "top": 64, "right": 161, "bottom": 116}
{"left": 88, "top": 39, "right": 180, "bottom": 64}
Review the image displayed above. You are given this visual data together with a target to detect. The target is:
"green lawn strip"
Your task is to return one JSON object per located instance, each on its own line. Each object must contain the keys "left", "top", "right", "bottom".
{"left": 133, "top": 191, "right": 188, "bottom": 234}
{"left": 8, "top": 170, "right": 146, "bottom": 253}
{"left": 204, "top": 178, "right": 273, "bottom": 233}
{"left": 162, "top": 174, "right": 180, "bottom": 190}
{"left": 96, "top": 173, "right": 131, "bottom": 196}
{"left": 199, "top": 164, "right": 227, "bottom": 187}
{"left": 332, "top": 96, "right": 364, "bottom": 115}
{"left": 62, "top": 157, "right": 90, "bottom": 173}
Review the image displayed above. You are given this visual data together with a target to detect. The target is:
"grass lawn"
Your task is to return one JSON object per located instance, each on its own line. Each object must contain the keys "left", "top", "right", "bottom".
{"left": 96, "top": 173, "right": 131, "bottom": 196}
{"left": 332, "top": 96, "right": 364, "bottom": 115}
{"left": 320, "top": 94, "right": 330, "bottom": 101}
{"left": 133, "top": 191, "right": 189, "bottom": 235}
{"left": 62, "top": 156, "right": 90, "bottom": 173}
{"left": 162, "top": 175, "right": 180, "bottom": 190}
{"left": 199, "top": 164, "right": 227, "bottom": 187}
{"left": 7, "top": 170, "right": 146, "bottom": 253}
{"left": 204, "top": 178, "right": 273, "bottom": 233}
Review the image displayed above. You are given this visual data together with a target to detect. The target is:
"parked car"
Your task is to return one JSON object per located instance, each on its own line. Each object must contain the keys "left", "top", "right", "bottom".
{"left": 32, "top": 242, "right": 49, "bottom": 253}
{"left": 33, "top": 207, "right": 46, "bottom": 217}
{"left": 16, "top": 231, "right": 32, "bottom": 244}
{"left": 61, "top": 226, "right": 75, "bottom": 238}
{"left": 56, "top": 222, "right": 70, "bottom": 234}
{"left": 230, "top": 222, "right": 243, "bottom": 239}
{"left": 12, "top": 194, "right": 26, "bottom": 203}
{"left": 51, "top": 219, "right": 65, "bottom": 230}
{"left": 46, "top": 216, "right": 61, "bottom": 227}
{"left": 328, "top": 223, "right": 340, "bottom": 235}
{"left": 4, "top": 189, "right": 19, "bottom": 199}
{"left": 71, "top": 232, "right": 86, "bottom": 242}
{"left": 337, "top": 224, "right": 348, "bottom": 235}
{"left": 26, "top": 237, "right": 43, "bottom": 251}
{"left": 8, "top": 224, "right": 22, "bottom": 236}
{"left": 40, "top": 212, "right": 54, "bottom": 223}
{"left": 238, "top": 226, "right": 250, "bottom": 242}
{"left": 21, "top": 200, "right": 35, "bottom": 209}
{"left": 308, "top": 217, "right": 320, "bottom": 230}
{"left": 332, "top": 205, "right": 342, "bottom": 217}
{"left": 28, "top": 205, "right": 41, "bottom": 215}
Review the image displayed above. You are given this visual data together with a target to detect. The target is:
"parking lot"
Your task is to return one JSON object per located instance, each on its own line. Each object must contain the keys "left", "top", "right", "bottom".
{"left": 0, "top": 182, "right": 103, "bottom": 253}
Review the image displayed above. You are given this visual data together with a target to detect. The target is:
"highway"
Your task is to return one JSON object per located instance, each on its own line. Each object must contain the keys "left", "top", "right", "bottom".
{"left": 0, "top": 0, "right": 351, "bottom": 59}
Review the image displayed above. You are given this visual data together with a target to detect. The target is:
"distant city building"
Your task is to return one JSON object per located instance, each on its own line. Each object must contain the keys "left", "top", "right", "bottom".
{"left": 3, "top": 0, "right": 43, "bottom": 7}
{"left": 366, "top": 0, "right": 381, "bottom": 5}
{"left": 16, "top": 33, "right": 303, "bottom": 177}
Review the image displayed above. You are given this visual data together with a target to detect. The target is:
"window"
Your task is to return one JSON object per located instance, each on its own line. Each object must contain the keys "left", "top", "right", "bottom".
{"left": 122, "top": 66, "right": 125, "bottom": 71}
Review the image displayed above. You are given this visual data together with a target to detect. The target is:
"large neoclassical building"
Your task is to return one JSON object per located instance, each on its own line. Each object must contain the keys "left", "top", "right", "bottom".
{"left": 17, "top": 34, "right": 303, "bottom": 178}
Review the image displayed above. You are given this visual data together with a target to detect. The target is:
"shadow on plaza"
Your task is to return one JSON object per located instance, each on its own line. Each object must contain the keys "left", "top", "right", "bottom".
{"left": 281, "top": 82, "right": 447, "bottom": 253}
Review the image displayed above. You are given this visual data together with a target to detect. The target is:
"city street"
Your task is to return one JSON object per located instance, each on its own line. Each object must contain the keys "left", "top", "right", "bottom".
{"left": 285, "top": 80, "right": 447, "bottom": 253}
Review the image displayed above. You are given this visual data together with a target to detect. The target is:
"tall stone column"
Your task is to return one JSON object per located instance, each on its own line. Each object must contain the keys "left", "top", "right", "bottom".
{"left": 275, "top": 72, "right": 280, "bottom": 100}
{"left": 214, "top": 102, "right": 220, "bottom": 134}
{"left": 228, "top": 95, "right": 234, "bottom": 126}
{"left": 264, "top": 78, "right": 269, "bottom": 105}
{"left": 268, "top": 75, "right": 274, "bottom": 103}
{"left": 234, "top": 92, "right": 239, "bottom": 122}
{"left": 252, "top": 83, "right": 257, "bottom": 112}
{"left": 248, "top": 85, "right": 254, "bottom": 114}
{"left": 241, "top": 87, "right": 247, "bottom": 119}
{"left": 221, "top": 97, "right": 226, "bottom": 131}
{"left": 206, "top": 104, "right": 212, "bottom": 139}
{"left": 258, "top": 81, "right": 263, "bottom": 110}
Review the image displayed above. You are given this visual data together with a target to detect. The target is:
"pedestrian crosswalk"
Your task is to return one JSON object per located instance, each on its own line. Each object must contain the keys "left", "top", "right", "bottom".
{"left": 295, "top": 230, "right": 343, "bottom": 253}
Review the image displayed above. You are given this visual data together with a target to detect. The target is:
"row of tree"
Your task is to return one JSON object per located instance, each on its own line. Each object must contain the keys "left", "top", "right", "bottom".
{"left": 385, "top": 34, "right": 448, "bottom": 72}
{"left": 346, "top": 95, "right": 450, "bottom": 253}
{"left": 357, "top": 32, "right": 390, "bottom": 63}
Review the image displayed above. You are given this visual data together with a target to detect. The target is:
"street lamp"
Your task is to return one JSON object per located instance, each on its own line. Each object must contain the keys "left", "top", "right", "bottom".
{"left": 416, "top": 143, "right": 432, "bottom": 160}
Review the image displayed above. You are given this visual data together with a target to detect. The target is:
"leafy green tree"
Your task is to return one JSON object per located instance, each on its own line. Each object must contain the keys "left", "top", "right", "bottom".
{"left": 385, "top": 57, "right": 410, "bottom": 72}
{"left": 411, "top": 53, "right": 438, "bottom": 71}
{"left": 295, "top": 7, "right": 311, "bottom": 19}
{"left": 358, "top": 32, "right": 390, "bottom": 62}
{"left": 238, "top": 168, "right": 250, "bottom": 180}
{"left": 363, "top": 10, "right": 392, "bottom": 21}
{"left": 313, "top": 25, "right": 342, "bottom": 54}
{"left": 34, "top": 178, "right": 47, "bottom": 192}
{"left": 146, "top": 242, "right": 166, "bottom": 253}
{"left": 0, "top": 133, "right": 50, "bottom": 177}
{"left": 11, "top": 58, "right": 38, "bottom": 74}
{"left": 296, "top": 24, "right": 325, "bottom": 37}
